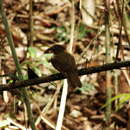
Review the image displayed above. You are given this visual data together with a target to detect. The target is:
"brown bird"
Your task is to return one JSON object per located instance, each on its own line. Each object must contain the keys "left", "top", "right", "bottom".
{"left": 46, "top": 45, "right": 82, "bottom": 88}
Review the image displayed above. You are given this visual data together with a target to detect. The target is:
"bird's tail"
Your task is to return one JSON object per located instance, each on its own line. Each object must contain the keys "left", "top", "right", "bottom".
{"left": 66, "top": 72, "right": 82, "bottom": 88}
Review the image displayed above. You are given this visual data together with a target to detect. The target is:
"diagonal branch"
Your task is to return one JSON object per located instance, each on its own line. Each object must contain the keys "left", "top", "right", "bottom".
{"left": 0, "top": 60, "right": 130, "bottom": 91}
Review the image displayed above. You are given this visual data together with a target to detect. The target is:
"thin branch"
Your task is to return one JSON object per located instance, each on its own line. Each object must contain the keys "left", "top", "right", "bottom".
{"left": 69, "top": 0, "right": 75, "bottom": 52}
{"left": 0, "top": 60, "right": 130, "bottom": 91}
{"left": 104, "top": 0, "right": 112, "bottom": 123}
{"left": 55, "top": 79, "right": 68, "bottom": 130}
{"left": 28, "top": 0, "right": 33, "bottom": 46}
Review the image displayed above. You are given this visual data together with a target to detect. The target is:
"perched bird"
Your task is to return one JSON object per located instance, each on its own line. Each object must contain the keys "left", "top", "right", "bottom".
{"left": 45, "top": 45, "right": 82, "bottom": 88}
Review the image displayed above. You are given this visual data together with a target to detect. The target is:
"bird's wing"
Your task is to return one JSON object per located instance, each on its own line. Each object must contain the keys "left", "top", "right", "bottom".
{"left": 51, "top": 52, "right": 77, "bottom": 73}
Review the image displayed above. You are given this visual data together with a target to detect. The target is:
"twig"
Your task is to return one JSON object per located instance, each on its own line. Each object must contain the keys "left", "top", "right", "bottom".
{"left": 115, "top": 0, "right": 124, "bottom": 60}
{"left": 28, "top": 0, "right": 33, "bottom": 46}
{"left": 55, "top": 79, "right": 68, "bottom": 130}
{"left": 0, "top": 60, "right": 130, "bottom": 91}
{"left": 104, "top": 0, "right": 112, "bottom": 123}
{"left": 69, "top": 0, "right": 75, "bottom": 52}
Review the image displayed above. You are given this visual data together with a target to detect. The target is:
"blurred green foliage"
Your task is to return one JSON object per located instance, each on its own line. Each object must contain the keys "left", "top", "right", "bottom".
{"left": 76, "top": 83, "right": 96, "bottom": 95}
{"left": 102, "top": 93, "right": 130, "bottom": 111}
{"left": 76, "top": 23, "right": 90, "bottom": 40}
{"left": 55, "top": 26, "right": 70, "bottom": 42}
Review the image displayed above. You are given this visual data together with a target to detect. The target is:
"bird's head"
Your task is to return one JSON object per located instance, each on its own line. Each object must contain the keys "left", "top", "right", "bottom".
{"left": 45, "top": 45, "right": 66, "bottom": 54}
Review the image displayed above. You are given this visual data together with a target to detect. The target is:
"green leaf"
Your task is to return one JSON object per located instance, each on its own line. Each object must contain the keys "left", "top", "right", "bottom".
{"left": 28, "top": 47, "right": 38, "bottom": 58}
{"left": 55, "top": 26, "right": 69, "bottom": 42}
{"left": 102, "top": 93, "right": 130, "bottom": 110}
{"left": 76, "top": 83, "right": 96, "bottom": 94}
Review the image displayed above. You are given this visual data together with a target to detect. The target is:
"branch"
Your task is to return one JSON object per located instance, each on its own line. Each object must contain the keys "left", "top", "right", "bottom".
{"left": 0, "top": 60, "right": 130, "bottom": 91}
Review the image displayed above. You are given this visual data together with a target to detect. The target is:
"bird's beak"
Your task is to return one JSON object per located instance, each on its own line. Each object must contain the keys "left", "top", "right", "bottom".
{"left": 44, "top": 48, "right": 52, "bottom": 54}
{"left": 44, "top": 48, "right": 54, "bottom": 62}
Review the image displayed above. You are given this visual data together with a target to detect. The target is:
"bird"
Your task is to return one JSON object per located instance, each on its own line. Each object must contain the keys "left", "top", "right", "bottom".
{"left": 45, "top": 45, "right": 82, "bottom": 88}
